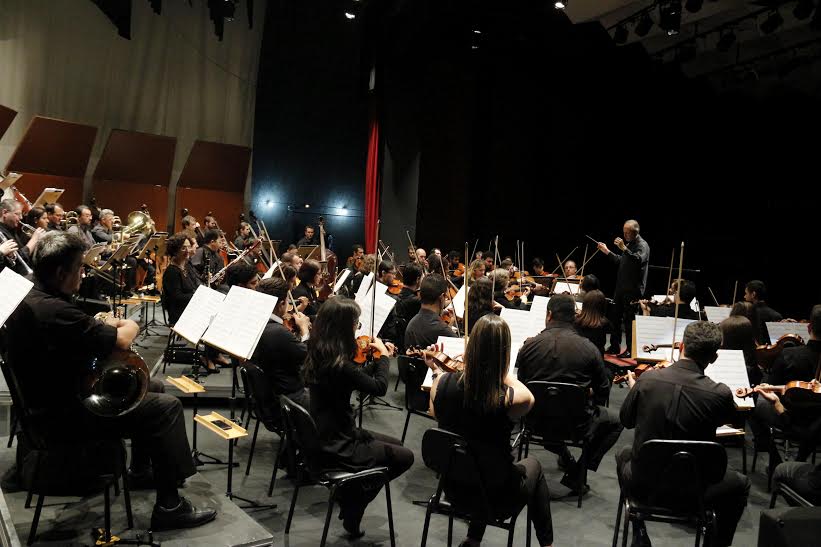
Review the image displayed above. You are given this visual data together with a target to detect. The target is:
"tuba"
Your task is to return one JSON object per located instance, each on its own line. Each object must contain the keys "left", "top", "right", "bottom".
{"left": 121, "top": 210, "right": 155, "bottom": 239}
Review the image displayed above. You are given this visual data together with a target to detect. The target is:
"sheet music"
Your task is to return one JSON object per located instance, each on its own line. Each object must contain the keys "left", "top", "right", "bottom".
{"left": 501, "top": 308, "right": 540, "bottom": 349}
{"left": 0, "top": 268, "right": 33, "bottom": 328}
{"left": 356, "top": 281, "right": 396, "bottom": 338}
{"left": 716, "top": 425, "right": 744, "bottom": 437}
{"left": 705, "top": 349, "right": 753, "bottom": 409}
{"left": 554, "top": 281, "right": 579, "bottom": 295}
{"left": 705, "top": 306, "right": 732, "bottom": 324}
{"left": 202, "top": 286, "right": 278, "bottom": 359}
{"left": 634, "top": 315, "right": 696, "bottom": 361}
{"left": 766, "top": 322, "right": 809, "bottom": 345}
{"left": 172, "top": 286, "right": 226, "bottom": 345}
{"left": 529, "top": 296, "right": 549, "bottom": 326}
{"left": 262, "top": 260, "right": 281, "bottom": 280}
{"left": 354, "top": 272, "right": 374, "bottom": 304}
{"left": 333, "top": 269, "right": 352, "bottom": 293}
{"left": 452, "top": 284, "right": 468, "bottom": 318}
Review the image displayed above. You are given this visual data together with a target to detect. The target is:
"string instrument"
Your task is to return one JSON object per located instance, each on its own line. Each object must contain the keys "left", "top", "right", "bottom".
{"left": 242, "top": 212, "right": 271, "bottom": 269}
{"left": 505, "top": 283, "right": 525, "bottom": 301}
{"left": 406, "top": 347, "right": 464, "bottom": 373}
{"left": 451, "top": 262, "right": 465, "bottom": 277}
{"left": 735, "top": 382, "right": 821, "bottom": 410}
{"left": 348, "top": 255, "right": 364, "bottom": 271}
{"left": 354, "top": 336, "right": 381, "bottom": 364}
{"left": 440, "top": 308, "right": 455, "bottom": 325}
{"left": 613, "top": 360, "right": 672, "bottom": 384}
{"left": 316, "top": 216, "right": 338, "bottom": 301}
{"left": 388, "top": 278, "right": 404, "bottom": 295}
{"left": 642, "top": 341, "right": 682, "bottom": 354}
{"left": 756, "top": 333, "right": 805, "bottom": 372}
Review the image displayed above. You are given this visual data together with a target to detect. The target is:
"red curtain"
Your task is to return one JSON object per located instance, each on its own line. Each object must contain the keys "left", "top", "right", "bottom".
{"left": 364, "top": 106, "right": 380, "bottom": 254}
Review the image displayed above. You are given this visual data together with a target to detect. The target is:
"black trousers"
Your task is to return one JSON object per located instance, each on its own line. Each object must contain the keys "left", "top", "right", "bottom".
{"left": 609, "top": 291, "right": 638, "bottom": 353}
{"left": 749, "top": 397, "right": 821, "bottom": 461}
{"left": 773, "top": 461, "right": 821, "bottom": 505}
{"left": 338, "top": 430, "right": 413, "bottom": 523}
{"left": 465, "top": 457, "right": 554, "bottom": 546}
{"left": 545, "top": 406, "right": 624, "bottom": 472}
{"left": 616, "top": 447, "right": 750, "bottom": 547}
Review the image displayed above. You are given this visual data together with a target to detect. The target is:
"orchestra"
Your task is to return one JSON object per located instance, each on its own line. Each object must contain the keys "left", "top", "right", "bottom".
{"left": 2, "top": 190, "right": 819, "bottom": 547}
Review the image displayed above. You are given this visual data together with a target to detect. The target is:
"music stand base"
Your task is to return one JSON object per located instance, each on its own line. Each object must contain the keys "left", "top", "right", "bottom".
{"left": 227, "top": 493, "right": 277, "bottom": 511}
{"left": 91, "top": 528, "right": 160, "bottom": 546}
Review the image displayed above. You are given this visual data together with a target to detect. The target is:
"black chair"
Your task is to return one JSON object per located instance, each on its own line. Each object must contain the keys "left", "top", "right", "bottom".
{"left": 0, "top": 356, "right": 133, "bottom": 545}
{"left": 279, "top": 396, "right": 396, "bottom": 547}
{"left": 420, "top": 428, "right": 530, "bottom": 547}
{"left": 612, "top": 440, "right": 727, "bottom": 547}
{"left": 752, "top": 425, "right": 818, "bottom": 492}
{"left": 397, "top": 355, "right": 435, "bottom": 443}
{"left": 518, "top": 381, "right": 590, "bottom": 508}
{"left": 770, "top": 481, "right": 816, "bottom": 508}
{"left": 159, "top": 293, "right": 198, "bottom": 374}
{"left": 238, "top": 363, "right": 286, "bottom": 495}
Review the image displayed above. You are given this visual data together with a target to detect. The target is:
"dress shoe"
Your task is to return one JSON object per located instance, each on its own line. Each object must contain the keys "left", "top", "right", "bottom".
{"left": 617, "top": 350, "right": 632, "bottom": 359}
{"left": 151, "top": 497, "right": 216, "bottom": 531}
{"left": 606, "top": 346, "right": 621, "bottom": 356}
{"left": 631, "top": 520, "right": 652, "bottom": 547}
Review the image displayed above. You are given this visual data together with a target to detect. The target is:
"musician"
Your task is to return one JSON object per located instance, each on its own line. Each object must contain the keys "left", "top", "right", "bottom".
{"left": 483, "top": 255, "right": 494, "bottom": 273}
{"left": 252, "top": 278, "right": 311, "bottom": 409}
{"left": 303, "top": 297, "right": 413, "bottom": 537}
{"left": 729, "top": 301, "right": 761, "bottom": 343}
{"left": 579, "top": 273, "right": 600, "bottom": 295}
{"left": 44, "top": 202, "right": 65, "bottom": 231}
{"left": 404, "top": 273, "right": 458, "bottom": 348}
{"left": 597, "top": 219, "right": 650, "bottom": 358}
{"left": 26, "top": 206, "right": 48, "bottom": 230}
{"left": 66, "top": 205, "right": 95, "bottom": 250}
{"left": 447, "top": 251, "right": 462, "bottom": 272}
{"left": 224, "top": 261, "right": 260, "bottom": 291}
{"left": 415, "top": 247, "right": 428, "bottom": 270}
{"left": 191, "top": 229, "right": 222, "bottom": 284}
{"left": 575, "top": 290, "right": 612, "bottom": 356}
{"left": 532, "top": 257, "right": 546, "bottom": 276}
{"left": 203, "top": 214, "right": 218, "bottom": 232}
{"left": 1, "top": 199, "right": 41, "bottom": 274}
{"left": 749, "top": 305, "right": 821, "bottom": 461}
{"left": 296, "top": 224, "right": 318, "bottom": 247}
{"left": 180, "top": 215, "right": 200, "bottom": 245}
{"left": 465, "top": 259, "right": 486, "bottom": 286}
{"left": 93, "top": 209, "right": 139, "bottom": 294}
{"left": 291, "top": 259, "right": 322, "bottom": 318}
{"left": 349, "top": 254, "right": 376, "bottom": 296}
{"left": 393, "top": 262, "right": 422, "bottom": 323}
{"left": 376, "top": 259, "right": 398, "bottom": 289}
{"left": 499, "top": 258, "right": 515, "bottom": 276}
{"left": 161, "top": 233, "right": 200, "bottom": 325}
{"left": 617, "top": 321, "right": 750, "bottom": 547}
{"left": 639, "top": 279, "right": 700, "bottom": 320}
{"left": 5, "top": 231, "right": 217, "bottom": 531}
{"left": 234, "top": 221, "right": 254, "bottom": 250}
{"left": 281, "top": 251, "right": 304, "bottom": 272}
{"left": 516, "top": 294, "right": 623, "bottom": 491}
{"left": 492, "top": 268, "right": 529, "bottom": 310}
{"left": 427, "top": 253, "right": 446, "bottom": 278}
{"left": 563, "top": 260, "right": 578, "bottom": 279}
{"left": 426, "top": 314, "right": 555, "bottom": 547}
{"left": 431, "top": 247, "right": 442, "bottom": 257}
{"left": 466, "top": 276, "right": 501, "bottom": 334}
{"left": 744, "top": 280, "right": 783, "bottom": 343}
{"left": 719, "top": 315, "right": 760, "bottom": 385}
{"left": 346, "top": 243, "right": 365, "bottom": 270}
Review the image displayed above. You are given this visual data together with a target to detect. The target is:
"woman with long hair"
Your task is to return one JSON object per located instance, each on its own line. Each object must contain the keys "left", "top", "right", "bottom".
{"left": 466, "top": 276, "right": 498, "bottom": 334}
{"left": 426, "top": 314, "right": 554, "bottom": 547}
{"left": 465, "top": 259, "right": 486, "bottom": 286}
{"left": 302, "top": 297, "right": 413, "bottom": 538}
{"left": 730, "top": 301, "right": 761, "bottom": 344}
{"left": 720, "top": 314, "right": 761, "bottom": 385}
{"left": 291, "top": 258, "right": 322, "bottom": 318}
{"left": 492, "top": 268, "right": 529, "bottom": 310}
{"left": 574, "top": 289, "right": 612, "bottom": 355}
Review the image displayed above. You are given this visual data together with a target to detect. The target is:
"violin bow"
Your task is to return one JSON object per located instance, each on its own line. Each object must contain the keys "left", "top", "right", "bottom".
{"left": 579, "top": 244, "right": 588, "bottom": 278}
{"left": 438, "top": 253, "right": 462, "bottom": 337}
{"left": 708, "top": 286, "right": 721, "bottom": 307}
{"left": 731, "top": 280, "right": 738, "bottom": 307}
{"left": 666, "top": 248, "right": 675, "bottom": 299}
{"left": 670, "top": 241, "right": 685, "bottom": 361}
{"left": 551, "top": 247, "right": 578, "bottom": 275}
{"left": 370, "top": 219, "right": 381, "bottom": 342}
{"left": 406, "top": 230, "right": 426, "bottom": 275}
{"left": 464, "top": 241, "right": 469, "bottom": 344}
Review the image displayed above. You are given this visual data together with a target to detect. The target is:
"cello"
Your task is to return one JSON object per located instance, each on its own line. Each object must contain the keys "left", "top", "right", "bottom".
{"left": 316, "top": 216, "right": 338, "bottom": 301}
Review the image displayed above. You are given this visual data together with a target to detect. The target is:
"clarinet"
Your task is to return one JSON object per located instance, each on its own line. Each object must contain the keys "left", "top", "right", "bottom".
{"left": 0, "top": 229, "right": 33, "bottom": 275}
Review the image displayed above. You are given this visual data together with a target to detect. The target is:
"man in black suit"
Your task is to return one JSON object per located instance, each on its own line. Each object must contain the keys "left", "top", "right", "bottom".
{"left": 744, "top": 279, "right": 783, "bottom": 343}
{"left": 617, "top": 321, "right": 750, "bottom": 547}
{"left": 597, "top": 219, "right": 650, "bottom": 358}
{"left": 404, "top": 273, "right": 457, "bottom": 348}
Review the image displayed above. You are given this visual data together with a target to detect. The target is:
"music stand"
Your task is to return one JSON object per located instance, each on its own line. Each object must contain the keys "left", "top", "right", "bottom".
{"left": 0, "top": 172, "right": 22, "bottom": 191}
{"left": 32, "top": 187, "right": 64, "bottom": 208}
{"left": 531, "top": 275, "right": 557, "bottom": 293}
{"left": 296, "top": 245, "right": 320, "bottom": 260}
{"left": 259, "top": 238, "right": 280, "bottom": 258}
{"left": 137, "top": 232, "right": 167, "bottom": 261}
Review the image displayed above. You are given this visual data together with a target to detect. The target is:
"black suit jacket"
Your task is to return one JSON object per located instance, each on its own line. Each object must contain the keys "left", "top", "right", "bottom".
{"left": 769, "top": 340, "right": 821, "bottom": 386}
{"left": 251, "top": 319, "right": 307, "bottom": 396}
{"left": 606, "top": 235, "right": 650, "bottom": 296}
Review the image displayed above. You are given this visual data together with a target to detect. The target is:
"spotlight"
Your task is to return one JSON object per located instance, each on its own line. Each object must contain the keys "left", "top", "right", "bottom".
{"left": 344, "top": 11, "right": 356, "bottom": 20}
{"left": 304, "top": 204, "right": 310, "bottom": 208}
{"left": 659, "top": 1, "right": 682, "bottom": 36}
{"left": 555, "top": 1, "right": 567, "bottom": 10}
{"left": 760, "top": 11, "right": 783, "bottom": 35}
{"left": 265, "top": 200, "right": 273, "bottom": 208}
{"left": 794, "top": 0, "right": 813, "bottom": 21}
{"left": 716, "top": 29, "right": 736, "bottom": 52}
{"left": 614, "top": 25, "right": 629, "bottom": 45}
{"left": 635, "top": 13, "right": 654, "bottom": 37}
{"left": 685, "top": 0, "right": 703, "bottom": 13}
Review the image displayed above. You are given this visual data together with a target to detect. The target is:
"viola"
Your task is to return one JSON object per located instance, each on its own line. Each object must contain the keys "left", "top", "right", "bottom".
{"left": 613, "top": 360, "right": 672, "bottom": 384}
{"left": 736, "top": 382, "right": 821, "bottom": 410}
{"left": 756, "top": 333, "right": 805, "bottom": 372}
{"left": 406, "top": 347, "right": 464, "bottom": 373}
{"left": 440, "top": 308, "right": 455, "bottom": 325}
{"left": 642, "top": 341, "right": 682, "bottom": 354}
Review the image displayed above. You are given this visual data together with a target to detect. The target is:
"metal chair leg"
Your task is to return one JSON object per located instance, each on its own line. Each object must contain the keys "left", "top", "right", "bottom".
{"left": 400, "top": 412, "right": 412, "bottom": 444}
{"left": 269, "top": 437, "right": 285, "bottom": 496}
{"left": 420, "top": 496, "right": 435, "bottom": 547}
{"left": 319, "top": 496, "right": 334, "bottom": 547}
{"left": 245, "top": 419, "right": 261, "bottom": 476}
{"left": 612, "top": 492, "right": 624, "bottom": 547}
{"left": 285, "top": 482, "right": 301, "bottom": 533}
{"left": 7, "top": 412, "right": 16, "bottom": 448}
{"left": 385, "top": 480, "right": 396, "bottom": 547}
{"left": 447, "top": 514, "right": 453, "bottom": 547}
{"left": 620, "top": 502, "right": 631, "bottom": 547}
{"left": 27, "top": 493, "right": 44, "bottom": 545}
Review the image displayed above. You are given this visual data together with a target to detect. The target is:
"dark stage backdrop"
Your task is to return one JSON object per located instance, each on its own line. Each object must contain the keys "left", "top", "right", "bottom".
{"left": 251, "top": 0, "right": 370, "bottom": 258}
{"left": 375, "top": 0, "right": 821, "bottom": 320}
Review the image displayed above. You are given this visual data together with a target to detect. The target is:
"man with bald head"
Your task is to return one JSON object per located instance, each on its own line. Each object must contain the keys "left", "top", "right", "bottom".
{"left": 597, "top": 219, "right": 650, "bottom": 357}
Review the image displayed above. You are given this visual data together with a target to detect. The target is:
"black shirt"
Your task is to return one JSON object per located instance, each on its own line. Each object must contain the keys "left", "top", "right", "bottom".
{"left": 650, "top": 302, "right": 701, "bottom": 321}
{"left": 769, "top": 340, "right": 821, "bottom": 386}
{"left": 404, "top": 308, "right": 457, "bottom": 349}
{"left": 291, "top": 283, "right": 320, "bottom": 318}
{"left": 467, "top": 307, "right": 495, "bottom": 335}
{"left": 494, "top": 290, "right": 526, "bottom": 310}
{"left": 161, "top": 262, "right": 201, "bottom": 325}
{"left": 393, "top": 286, "right": 421, "bottom": 322}
{"left": 619, "top": 358, "right": 735, "bottom": 460}
{"left": 251, "top": 319, "right": 307, "bottom": 396}
{"left": 754, "top": 301, "right": 783, "bottom": 343}
{"left": 606, "top": 235, "right": 650, "bottom": 296}
{"left": 574, "top": 317, "right": 613, "bottom": 356}
{"left": 308, "top": 356, "right": 390, "bottom": 469}
{"left": 191, "top": 246, "right": 222, "bottom": 282}
{"left": 296, "top": 235, "right": 318, "bottom": 247}
{"left": 5, "top": 280, "right": 118, "bottom": 412}
{"left": 515, "top": 321, "right": 611, "bottom": 408}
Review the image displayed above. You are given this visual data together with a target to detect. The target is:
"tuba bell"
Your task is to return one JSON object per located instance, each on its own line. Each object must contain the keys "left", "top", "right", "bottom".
{"left": 78, "top": 347, "right": 149, "bottom": 417}
{"left": 121, "top": 210, "right": 155, "bottom": 239}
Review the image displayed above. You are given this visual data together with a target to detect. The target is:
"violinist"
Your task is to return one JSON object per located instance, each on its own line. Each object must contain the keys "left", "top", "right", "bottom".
{"left": 376, "top": 259, "right": 398, "bottom": 290}
{"left": 349, "top": 253, "right": 376, "bottom": 295}
{"left": 191, "top": 229, "right": 223, "bottom": 285}
{"left": 404, "top": 273, "right": 458, "bottom": 348}
{"left": 427, "top": 254, "right": 445, "bottom": 280}
{"left": 465, "top": 259, "right": 486, "bottom": 286}
{"left": 729, "top": 301, "right": 761, "bottom": 343}
{"left": 303, "top": 297, "right": 413, "bottom": 538}
{"left": 563, "top": 260, "right": 578, "bottom": 279}
{"left": 597, "top": 219, "right": 650, "bottom": 358}
{"left": 234, "top": 221, "right": 254, "bottom": 250}
{"left": 291, "top": 259, "right": 323, "bottom": 318}
{"left": 66, "top": 205, "right": 95, "bottom": 250}
{"left": 224, "top": 261, "right": 260, "bottom": 291}
{"left": 575, "top": 290, "right": 612, "bottom": 356}
{"left": 532, "top": 257, "right": 546, "bottom": 276}
{"left": 483, "top": 255, "right": 494, "bottom": 273}
{"left": 346, "top": 243, "right": 365, "bottom": 270}
{"left": 516, "top": 294, "right": 622, "bottom": 492}
{"left": 415, "top": 247, "right": 428, "bottom": 270}
{"left": 492, "top": 268, "right": 529, "bottom": 310}
{"left": 447, "top": 250, "right": 462, "bottom": 273}
{"left": 617, "top": 321, "right": 749, "bottom": 547}
{"left": 638, "top": 279, "right": 700, "bottom": 320}
{"left": 251, "top": 278, "right": 311, "bottom": 409}
{"left": 394, "top": 262, "right": 422, "bottom": 323}
{"left": 296, "top": 224, "right": 318, "bottom": 247}
{"left": 719, "top": 315, "right": 760, "bottom": 385}
{"left": 44, "top": 202, "right": 65, "bottom": 231}
{"left": 744, "top": 280, "right": 783, "bottom": 343}
{"left": 466, "top": 276, "right": 500, "bottom": 334}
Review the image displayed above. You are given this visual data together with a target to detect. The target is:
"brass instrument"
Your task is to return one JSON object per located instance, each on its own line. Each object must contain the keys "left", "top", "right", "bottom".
{"left": 20, "top": 222, "right": 36, "bottom": 236}
{"left": 121, "top": 210, "right": 155, "bottom": 238}
{"left": 63, "top": 210, "right": 79, "bottom": 229}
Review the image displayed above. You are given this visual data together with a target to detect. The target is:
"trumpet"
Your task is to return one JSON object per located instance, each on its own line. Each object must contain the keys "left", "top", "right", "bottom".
{"left": 20, "top": 222, "right": 36, "bottom": 236}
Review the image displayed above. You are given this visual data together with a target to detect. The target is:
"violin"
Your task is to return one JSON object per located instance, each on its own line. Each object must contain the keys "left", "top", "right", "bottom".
{"left": 736, "top": 382, "right": 821, "bottom": 410}
{"left": 353, "top": 336, "right": 396, "bottom": 364}
{"left": 452, "top": 263, "right": 465, "bottom": 277}
{"left": 406, "top": 347, "right": 464, "bottom": 373}
{"left": 613, "top": 360, "right": 672, "bottom": 384}
{"left": 642, "top": 341, "right": 682, "bottom": 353}
{"left": 388, "top": 278, "right": 404, "bottom": 295}
{"left": 348, "top": 255, "right": 364, "bottom": 271}
{"left": 440, "top": 308, "right": 455, "bottom": 325}
{"left": 756, "top": 333, "right": 805, "bottom": 372}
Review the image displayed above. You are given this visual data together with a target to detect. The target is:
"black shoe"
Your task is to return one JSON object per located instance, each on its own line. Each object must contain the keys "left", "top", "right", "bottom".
{"left": 560, "top": 468, "right": 589, "bottom": 495}
{"left": 617, "top": 350, "right": 632, "bottom": 359}
{"left": 127, "top": 469, "right": 155, "bottom": 490}
{"left": 342, "top": 516, "right": 365, "bottom": 539}
{"left": 557, "top": 453, "right": 577, "bottom": 472}
{"left": 606, "top": 346, "right": 621, "bottom": 356}
{"left": 631, "top": 520, "right": 652, "bottom": 547}
{"left": 151, "top": 497, "right": 216, "bottom": 531}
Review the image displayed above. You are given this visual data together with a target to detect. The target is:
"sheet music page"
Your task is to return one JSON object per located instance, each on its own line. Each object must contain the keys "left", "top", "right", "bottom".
{"left": 705, "top": 349, "right": 753, "bottom": 409}
{"left": 554, "top": 282, "right": 579, "bottom": 295}
{"left": 766, "top": 322, "right": 809, "bottom": 345}
{"left": 452, "top": 284, "right": 468, "bottom": 318}
{"left": 501, "top": 308, "right": 540, "bottom": 350}
{"left": 262, "top": 260, "right": 281, "bottom": 280}
{"left": 356, "top": 281, "right": 396, "bottom": 338}
{"left": 202, "top": 286, "right": 278, "bottom": 359}
{"left": 529, "top": 296, "right": 549, "bottom": 327}
{"left": 634, "top": 315, "right": 696, "bottom": 361}
{"left": 354, "top": 273, "right": 374, "bottom": 304}
{"left": 333, "top": 269, "right": 352, "bottom": 293}
{"left": 705, "top": 306, "right": 732, "bottom": 324}
{"left": 172, "top": 286, "right": 226, "bottom": 345}
{"left": 716, "top": 425, "right": 744, "bottom": 437}
{"left": 0, "top": 268, "right": 33, "bottom": 328}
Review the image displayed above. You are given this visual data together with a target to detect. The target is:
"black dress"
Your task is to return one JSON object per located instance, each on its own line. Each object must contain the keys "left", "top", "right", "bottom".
{"left": 161, "top": 262, "right": 200, "bottom": 325}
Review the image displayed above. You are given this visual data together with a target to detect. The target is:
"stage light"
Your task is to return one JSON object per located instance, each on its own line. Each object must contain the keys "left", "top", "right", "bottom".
{"left": 635, "top": 13, "right": 654, "bottom": 37}
{"left": 265, "top": 200, "right": 273, "bottom": 208}
{"left": 685, "top": 0, "right": 703, "bottom": 13}
{"left": 716, "top": 29, "right": 736, "bottom": 52}
{"left": 555, "top": 1, "right": 567, "bottom": 10}
{"left": 760, "top": 11, "right": 783, "bottom": 35}
{"left": 344, "top": 11, "right": 356, "bottom": 20}
{"left": 794, "top": 0, "right": 813, "bottom": 20}
{"left": 659, "top": 1, "right": 682, "bottom": 36}
{"left": 304, "top": 204, "right": 310, "bottom": 208}
{"left": 614, "top": 25, "right": 629, "bottom": 44}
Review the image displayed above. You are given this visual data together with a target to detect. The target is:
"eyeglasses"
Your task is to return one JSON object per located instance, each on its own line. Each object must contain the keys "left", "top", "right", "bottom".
{"left": 357, "top": 321, "right": 362, "bottom": 329}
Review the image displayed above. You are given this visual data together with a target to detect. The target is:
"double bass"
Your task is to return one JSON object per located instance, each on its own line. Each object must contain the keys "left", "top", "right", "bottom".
{"left": 316, "top": 216, "right": 338, "bottom": 301}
